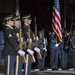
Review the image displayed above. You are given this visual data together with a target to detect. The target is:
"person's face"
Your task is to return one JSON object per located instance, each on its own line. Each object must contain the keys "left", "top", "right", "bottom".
{"left": 7, "top": 20, "right": 13, "bottom": 26}
{"left": 28, "top": 19, "right": 32, "bottom": 25}
{"left": 24, "top": 18, "right": 32, "bottom": 25}
{"left": 39, "top": 34, "right": 43, "bottom": 37}
{"left": 14, "top": 20, "right": 20, "bottom": 28}
{"left": 24, "top": 19, "right": 29, "bottom": 24}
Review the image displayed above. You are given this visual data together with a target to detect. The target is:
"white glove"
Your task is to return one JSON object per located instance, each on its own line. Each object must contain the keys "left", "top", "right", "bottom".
{"left": 27, "top": 38, "right": 32, "bottom": 43}
{"left": 43, "top": 47, "right": 47, "bottom": 51}
{"left": 34, "top": 47, "right": 40, "bottom": 53}
{"left": 18, "top": 50, "right": 25, "bottom": 56}
{"left": 43, "top": 39, "right": 45, "bottom": 44}
{"left": 36, "top": 36, "right": 38, "bottom": 40}
{"left": 18, "top": 37, "right": 23, "bottom": 42}
{"left": 55, "top": 43, "right": 59, "bottom": 47}
{"left": 27, "top": 49, "right": 34, "bottom": 55}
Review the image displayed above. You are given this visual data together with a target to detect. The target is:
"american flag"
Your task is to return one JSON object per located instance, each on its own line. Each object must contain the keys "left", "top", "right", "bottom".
{"left": 52, "top": 0, "right": 62, "bottom": 42}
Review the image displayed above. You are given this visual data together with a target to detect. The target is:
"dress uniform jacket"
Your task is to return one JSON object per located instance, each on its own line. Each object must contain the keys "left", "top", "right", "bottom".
{"left": 23, "top": 25, "right": 33, "bottom": 39}
{"left": 2, "top": 25, "right": 19, "bottom": 56}
{"left": 22, "top": 24, "right": 33, "bottom": 75}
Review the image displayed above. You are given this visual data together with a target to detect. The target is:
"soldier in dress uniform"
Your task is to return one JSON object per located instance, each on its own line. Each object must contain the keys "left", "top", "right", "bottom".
{"left": 49, "top": 31, "right": 60, "bottom": 70}
{"left": 22, "top": 14, "right": 41, "bottom": 75}
{"left": 2, "top": 15, "right": 25, "bottom": 75}
{"left": 37, "top": 30, "right": 48, "bottom": 71}
{"left": 22, "top": 14, "right": 35, "bottom": 75}
{"left": 70, "top": 29, "right": 75, "bottom": 70}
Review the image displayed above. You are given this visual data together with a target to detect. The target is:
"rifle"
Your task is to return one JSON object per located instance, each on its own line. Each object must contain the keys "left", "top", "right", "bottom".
{"left": 28, "top": 26, "right": 36, "bottom": 62}
{"left": 43, "top": 29, "right": 47, "bottom": 56}
{"left": 19, "top": 16, "right": 26, "bottom": 63}
{"left": 16, "top": 0, "right": 26, "bottom": 63}
{"left": 34, "top": 16, "right": 42, "bottom": 59}
{"left": 25, "top": 19, "right": 36, "bottom": 75}
{"left": 65, "top": 23, "right": 75, "bottom": 49}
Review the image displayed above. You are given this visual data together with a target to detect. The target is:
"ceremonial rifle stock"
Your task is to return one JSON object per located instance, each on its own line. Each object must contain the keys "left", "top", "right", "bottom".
{"left": 34, "top": 16, "right": 42, "bottom": 59}
{"left": 19, "top": 18, "right": 26, "bottom": 63}
{"left": 28, "top": 26, "right": 36, "bottom": 62}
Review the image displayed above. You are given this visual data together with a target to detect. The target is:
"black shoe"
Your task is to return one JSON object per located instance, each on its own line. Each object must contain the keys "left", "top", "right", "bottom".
{"left": 62, "top": 68, "right": 68, "bottom": 70}
{"left": 39, "top": 69, "right": 45, "bottom": 71}
{"left": 52, "top": 68, "right": 58, "bottom": 71}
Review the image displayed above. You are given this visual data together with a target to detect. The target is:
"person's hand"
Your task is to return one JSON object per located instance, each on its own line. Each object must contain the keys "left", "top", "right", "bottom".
{"left": 18, "top": 50, "right": 25, "bottom": 56}
{"left": 27, "top": 49, "right": 34, "bottom": 55}
{"left": 36, "top": 36, "right": 38, "bottom": 40}
{"left": 27, "top": 38, "right": 32, "bottom": 43}
{"left": 55, "top": 43, "right": 59, "bottom": 47}
{"left": 43, "top": 47, "right": 47, "bottom": 51}
{"left": 34, "top": 47, "right": 40, "bottom": 53}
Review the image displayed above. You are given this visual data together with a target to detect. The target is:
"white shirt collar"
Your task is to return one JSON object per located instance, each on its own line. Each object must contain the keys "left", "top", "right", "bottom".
{"left": 24, "top": 23, "right": 29, "bottom": 26}
{"left": 6, "top": 24, "right": 13, "bottom": 29}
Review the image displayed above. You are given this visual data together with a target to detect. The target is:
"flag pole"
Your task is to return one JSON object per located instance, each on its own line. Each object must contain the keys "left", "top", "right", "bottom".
{"left": 16, "top": 0, "right": 19, "bottom": 15}
{"left": 52, "top": 0, "right": 62, "bottom": 42}
{"left": 64, "top": 0, "right": 66, "bottom": 28}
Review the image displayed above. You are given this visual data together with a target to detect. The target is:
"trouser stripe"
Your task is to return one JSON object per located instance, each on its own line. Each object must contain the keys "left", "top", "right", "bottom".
{"left": 7, "top": 55, "right": 10, "bottom": 75}
{"left": 15, "top": 56, "right": 19, "bottom": 75}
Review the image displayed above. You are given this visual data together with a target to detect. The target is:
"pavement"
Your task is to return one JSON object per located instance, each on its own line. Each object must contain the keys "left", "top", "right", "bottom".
{"left": 0, "top": 68, "right": 75, "bottom": 75}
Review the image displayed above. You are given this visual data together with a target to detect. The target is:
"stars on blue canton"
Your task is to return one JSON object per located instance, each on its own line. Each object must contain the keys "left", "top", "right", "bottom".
{"left": 54, "top": 0, "right": 60, "bottom": 12}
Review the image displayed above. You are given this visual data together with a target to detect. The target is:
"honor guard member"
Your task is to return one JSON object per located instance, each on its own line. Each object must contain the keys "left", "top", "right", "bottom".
{"left": 70, "top": 29, "right": 75, "bottom": 70}
{"left": 37, "top": 30, "right": 48, "bottom": 70}
{"left": 2, "top": 15, "right": 25, "bottom": 75}
{"left": 63, "top": 29, "right": 70, "bottom": 70}
{"left": 22, "top": 14, "right": 35, "bottom": 75}
{"left": 13, "top": 15, "right": 27, "bottom": 71}
{"left": 22, "top": 14, "right": 40, "bottom": 56}
{"left": 59, "top": 31, "right": 65, "bottom": 70}
{"left": 13, "top": 15, "right": 26, "bottom": 74}
{"left": 49, "top": 31, "right": 60, "bottom": 70}
{"left": 60, "top": 28, "right": 68, "bottom": 70}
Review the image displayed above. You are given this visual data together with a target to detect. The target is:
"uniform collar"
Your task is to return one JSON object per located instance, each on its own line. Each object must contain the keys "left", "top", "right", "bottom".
{"left": 24, "top": 23, "right": 29, "bottom": 26}
{"left": 6, "top": 24, "right": 13, "bottom": 29}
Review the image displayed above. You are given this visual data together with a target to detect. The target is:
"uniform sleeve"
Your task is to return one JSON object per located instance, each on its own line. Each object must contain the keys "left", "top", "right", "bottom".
{"left": 4, "top": 28, "right": 20, "bottom": 52}
{"left": 70, "top": 36, "right": 74, "bottom": 48}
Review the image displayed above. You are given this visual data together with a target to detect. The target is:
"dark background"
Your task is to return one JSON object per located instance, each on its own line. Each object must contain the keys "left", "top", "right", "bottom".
{"left": 0, "top": 0, "right": 75, "bottom": 34}
{"left": 0, "top": 0, "right": 75, "bottom": 67}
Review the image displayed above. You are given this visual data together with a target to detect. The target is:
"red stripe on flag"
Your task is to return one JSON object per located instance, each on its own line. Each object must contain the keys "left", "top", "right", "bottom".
{"left": 53, "top": 8, "right": 62, "bottom": 32}
{"left": 52, "top": 0, "right": 62, "bottom": 42}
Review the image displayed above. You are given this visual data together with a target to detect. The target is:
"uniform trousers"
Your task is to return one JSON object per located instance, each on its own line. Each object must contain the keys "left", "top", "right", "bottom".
{"left": 37, "top": 50, "right": 45, "bottom": 69}
{"left": 23, "top": 54, "right": 32, "bottom": 75}
{"left": 50, "top": 47, "right": 59, "bottom": 69}
{"left": 4, "top": 55, "right": 22, "bottom": 75}
{"left": 72, "top": 49, "right": 75, "bottom": 69}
